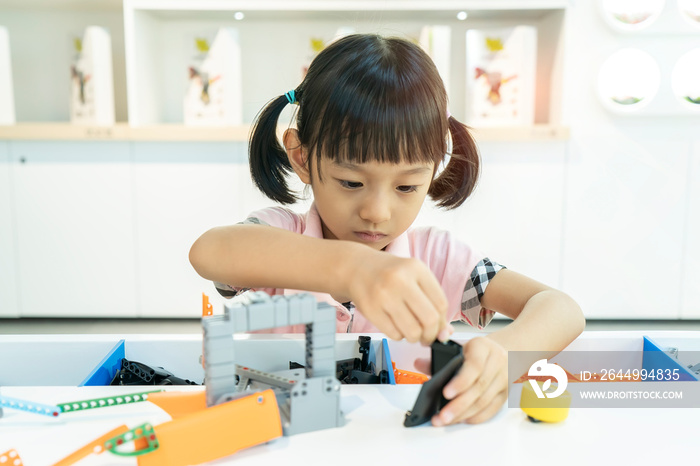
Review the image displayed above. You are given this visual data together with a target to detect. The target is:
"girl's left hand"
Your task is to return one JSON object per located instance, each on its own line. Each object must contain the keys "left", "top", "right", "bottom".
{"left": 416, "top": 336, "right": 508, "bottom": 425}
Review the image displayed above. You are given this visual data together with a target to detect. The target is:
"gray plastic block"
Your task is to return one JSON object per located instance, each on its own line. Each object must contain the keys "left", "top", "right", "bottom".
{"left": 206, "top": 375, "right": 237, "bottom": 390}
{"left": 308, "top": 346, "right": 334, "bottom": 361}
{"left": 205, "top": 377, "right": 239, "bottom": 407}
{"left": 247, "top": 291, "right": 271, "bottom": 305}
{"left": 288, "top": 295, "right": 302, "bottom": 325}
{"left": 205, "top": 363, "right": 237, "bottom": 379}
{"left": 272, "top": 295, "right": 289, "bottom": 327}
{"left": 270, "top": 368, "right": 306, "bottom": 384}
{"left": 248, "top": 298, "right": 275, "bottom": 331}
{"left": 230, "top": 304, "right": 248, "bottom": 331}
{"left": 310, "top": 319, "right": 336, "bottom": 338}
{"left": 299, "top": 294, "right": 315, "bottom": 323}
{"left": 308, "top": 332, "right": 335, "bottom": 349}
{"left": 203, "top": 334, "right": 234, "bottom": 350}
{"left": 203, "top": 345, "right": 235, "bottom": 366}
{"left": 202, "top": 315, "right": 234, "bottom": 337}
{"left": 283, "top": 377, "right": 344, "bottom": 435}
{"left": 314, "top": 303, "right": 337, "bottom": 323}
{"left": 236, "top": 365, "right": 296, "bottom": 390}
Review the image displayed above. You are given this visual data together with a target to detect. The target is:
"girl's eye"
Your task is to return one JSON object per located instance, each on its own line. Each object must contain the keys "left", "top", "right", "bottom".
{"left": 397, "top": 185, "right": 418, "bottom": 193}
{"left": 339, "top": 180, "right": 363, "bottom": 189}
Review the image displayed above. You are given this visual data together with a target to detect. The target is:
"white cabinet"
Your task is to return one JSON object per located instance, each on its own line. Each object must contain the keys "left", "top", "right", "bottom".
{"left": 561, "top": 139, "right": 689, "bottom": 319}
{"left": 682, "top": 142, "right": 700, "bottom": 318}
{"left": 11, "top": 142, "right": 137, "bottom": 317}
{"left": 133, "top": 141, "right": 245, "bottom": 317}
{"left": 415, "top": 140, "right": 567, "bottom": 289}
{"left": 0, "top": 141, "right": 19, "bottom": 317}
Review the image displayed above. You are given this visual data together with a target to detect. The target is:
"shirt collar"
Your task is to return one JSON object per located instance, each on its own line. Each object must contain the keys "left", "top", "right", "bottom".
{"left": 303, "top": 203, "right": 411, "bottom": 258}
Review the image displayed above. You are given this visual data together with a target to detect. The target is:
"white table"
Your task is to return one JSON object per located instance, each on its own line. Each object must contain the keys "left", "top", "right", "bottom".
{"left": 1, "top": 331, "right": 699, "bottom": 465}
{"left": 1, "top": 384, "right": 699, "bottom": 464}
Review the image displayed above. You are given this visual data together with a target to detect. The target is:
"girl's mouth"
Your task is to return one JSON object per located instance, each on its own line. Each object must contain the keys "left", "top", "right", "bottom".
{"left": 355, "top": 231, "right": 387, "bottom": 242}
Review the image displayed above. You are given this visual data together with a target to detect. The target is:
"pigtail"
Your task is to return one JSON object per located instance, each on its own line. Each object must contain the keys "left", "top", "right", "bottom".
{"left": 249, "top": 94, "right": 298, "bottom": 204}
{"left": 428, "top": 116, "right": 480, "bottom": 209}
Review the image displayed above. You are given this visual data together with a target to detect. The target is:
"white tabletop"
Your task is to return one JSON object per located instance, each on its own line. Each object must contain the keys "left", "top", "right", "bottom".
{"left": 0, "top": 384, "right": 698, "bottom": 466}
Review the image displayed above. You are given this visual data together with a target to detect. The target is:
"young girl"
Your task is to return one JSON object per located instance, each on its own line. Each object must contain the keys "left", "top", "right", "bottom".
{"left": 189, "top": 34, "right": 585, "bottom": 425}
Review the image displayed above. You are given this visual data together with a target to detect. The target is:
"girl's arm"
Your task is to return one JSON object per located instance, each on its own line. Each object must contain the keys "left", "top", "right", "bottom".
{"left": 481, "top": 270, "right": 586, "bottom": 352}
{"left": 189, "top": 224, "right": 451, "bottom": 344}
{"left": 432, "top": 269, "right": 585, "bottom": 426}
{"left": 190, "top": 224, "right": 361, "bottom": 297}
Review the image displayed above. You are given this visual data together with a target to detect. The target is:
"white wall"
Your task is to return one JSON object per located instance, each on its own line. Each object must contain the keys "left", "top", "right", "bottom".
{"left": 560, "top": 1, "right": 699, "bottom": 319}
{"left": 682, "top": 141, "right": 700, "bottom": 318}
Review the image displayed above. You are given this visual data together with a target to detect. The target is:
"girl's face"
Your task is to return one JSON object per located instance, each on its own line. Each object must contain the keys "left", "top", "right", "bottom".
{"left": 309, "top": 157, "right": 435, "bottom": 251}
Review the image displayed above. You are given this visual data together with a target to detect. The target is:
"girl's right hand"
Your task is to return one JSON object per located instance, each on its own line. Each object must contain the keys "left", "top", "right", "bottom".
{"left": 344, "top": 249, "right": 452, "bottom": 345}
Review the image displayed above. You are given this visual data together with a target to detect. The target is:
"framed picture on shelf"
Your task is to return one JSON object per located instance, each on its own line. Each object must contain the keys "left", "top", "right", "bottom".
{"left": 0, "top": 26, "right": 15, "bottom": 125}
{"left": 465, "top": 26, "right": 537, "bottom": 127}
{"left": 183, "top": 27, "right": 242, "bottom": 127}
{"left": 70, "top": 26, "right": 115, "bottom": 127}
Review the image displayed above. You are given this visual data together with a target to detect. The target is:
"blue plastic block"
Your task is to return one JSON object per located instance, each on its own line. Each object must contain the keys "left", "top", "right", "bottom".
{"left": 381, "top": 339, "right": 396, "bottom": 385}
{"left": 79, "top": 340, "right": 125, "bottom": 386}
{"left": 642, "top": 336, "right": 698, "bottom": 381}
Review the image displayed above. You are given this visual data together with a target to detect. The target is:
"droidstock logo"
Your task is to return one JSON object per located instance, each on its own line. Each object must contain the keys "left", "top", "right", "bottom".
{"left": 528, "top": 359, "right": 568, "bottom": 398}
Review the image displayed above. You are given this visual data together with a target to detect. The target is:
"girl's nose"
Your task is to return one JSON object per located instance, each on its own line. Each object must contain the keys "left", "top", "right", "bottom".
{"left": 359, "top": 193, "right": 391, "bottom": 224}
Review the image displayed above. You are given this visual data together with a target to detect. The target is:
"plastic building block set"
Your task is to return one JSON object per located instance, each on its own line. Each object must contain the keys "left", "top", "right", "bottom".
{"left": 0, "top": 292, "right": 458, "bottom": 465}
{"left": 202, "top": 292, "right": 344, "bottom": 436}
{"left": 0, "top": 291, "right": 603, "bottom": 464}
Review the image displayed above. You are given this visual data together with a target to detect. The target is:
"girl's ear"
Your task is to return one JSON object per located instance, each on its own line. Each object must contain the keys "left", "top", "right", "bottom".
{"left": 283, "top": 129, "right": 311, "bottom": 184}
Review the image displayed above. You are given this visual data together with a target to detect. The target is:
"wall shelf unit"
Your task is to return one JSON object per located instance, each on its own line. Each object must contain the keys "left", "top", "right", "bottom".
{"left": 0, "top": 0, "right": 571, "bottom": 139}
{"left": 124, "top": 0, "right": 569, "bottom": 130}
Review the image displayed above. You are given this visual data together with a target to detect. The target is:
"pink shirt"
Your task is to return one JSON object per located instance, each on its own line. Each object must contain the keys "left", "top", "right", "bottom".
{"left": 214, "top": 204, "right": 502, "bottom": 333}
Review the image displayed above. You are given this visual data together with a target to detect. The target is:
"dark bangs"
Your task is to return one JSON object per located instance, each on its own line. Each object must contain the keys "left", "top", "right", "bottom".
{"left": 296, "top": 35, "right": 448, "bottom": 172}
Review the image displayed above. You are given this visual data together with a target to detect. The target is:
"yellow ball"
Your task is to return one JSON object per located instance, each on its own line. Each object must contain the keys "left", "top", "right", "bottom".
{"left": 520, "top": 380, "right": 571, "bottom": 423}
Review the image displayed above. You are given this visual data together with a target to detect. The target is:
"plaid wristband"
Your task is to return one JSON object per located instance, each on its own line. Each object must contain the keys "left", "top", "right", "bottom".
{"left": 461, "top": 258, "right": 505, "bottom": 325}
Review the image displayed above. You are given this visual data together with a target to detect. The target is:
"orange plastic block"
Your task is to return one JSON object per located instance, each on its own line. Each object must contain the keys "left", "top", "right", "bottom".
{"left": 137, "top": 389, "right": 282, "bottom": 466}
{"left": 202, "top": 293, "right": 213, "bottom": 316}
{"left": 147, "top": 391, "right": 207, "bottom": 419}
{"left": 392, "top": 362, "right": 430, "bottom": 384}
{"left": 0, "top": 449, "right": 23, "bottom": 466}
{"left": 52, "top": 425, "right": 129, "bottom": 466}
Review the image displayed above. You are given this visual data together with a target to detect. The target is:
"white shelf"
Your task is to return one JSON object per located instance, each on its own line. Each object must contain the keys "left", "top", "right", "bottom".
{"left": 0, "top": 122, "right": 247, "bottom": 141}
{"left": 0, "top": 122, "right": 569, "bottom": 142}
